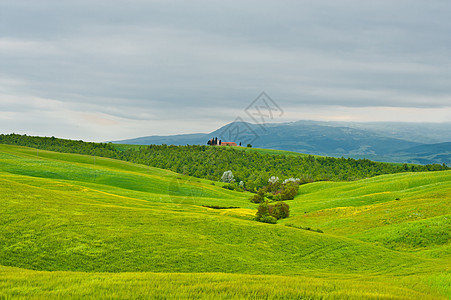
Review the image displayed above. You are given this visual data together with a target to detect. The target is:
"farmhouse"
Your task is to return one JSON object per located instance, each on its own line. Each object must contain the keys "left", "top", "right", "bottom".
{"left": 207, "top": 137, "right": 239, "bottom": 146}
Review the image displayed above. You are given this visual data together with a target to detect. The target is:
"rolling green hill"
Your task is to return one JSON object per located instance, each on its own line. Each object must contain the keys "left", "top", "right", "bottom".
{"left": 284, "top": 171, "right": 451, "bottom": 257}
{"left": 0, "top": 144, "right": 450, "bottom": 299}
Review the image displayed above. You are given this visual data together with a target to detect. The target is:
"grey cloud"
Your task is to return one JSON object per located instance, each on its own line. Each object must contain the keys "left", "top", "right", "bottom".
{"left": 0, "top": 0, "right": 450, "bottom": 140}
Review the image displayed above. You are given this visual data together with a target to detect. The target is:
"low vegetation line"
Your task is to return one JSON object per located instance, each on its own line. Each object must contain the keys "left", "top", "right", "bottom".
{"left": 202, "top": 205, "right": 240, "bottom": 209}
{"left": 285, "top": 223, "right": 324, "bottom": 233}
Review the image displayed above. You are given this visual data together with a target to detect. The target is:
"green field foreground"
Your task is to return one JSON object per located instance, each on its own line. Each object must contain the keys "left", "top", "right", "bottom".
{"left": 0, "top": 144, "right": 450, "bottom": 299}
{"left": 2, "top": 266, "right": 445, "bottom": 299}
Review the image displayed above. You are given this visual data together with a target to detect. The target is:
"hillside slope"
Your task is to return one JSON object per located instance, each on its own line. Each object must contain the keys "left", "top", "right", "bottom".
{"left": 286, "top": 171, "right": 451, "bottom": 258}
{"left": 0, "top": 144, "right": 449, "bottom": 299}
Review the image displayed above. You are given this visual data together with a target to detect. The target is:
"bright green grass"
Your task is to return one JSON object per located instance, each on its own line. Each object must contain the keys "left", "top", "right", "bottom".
{"left": 0, "top": 144, "right": 250, "bottom": 207}
{"left": 282, "top": 171, "right": 451, "bottom": 259}
{"left": 1, "top": 266, "right": 445, "bottom": 300}
{"left": 351, "top": 215, "right": 450, "bottom": 250}
{"left": 0, "top": 144, "right": 450, "bottom": 299}
{"left": 1, "top": 175, "right": 430, "bottom": 275}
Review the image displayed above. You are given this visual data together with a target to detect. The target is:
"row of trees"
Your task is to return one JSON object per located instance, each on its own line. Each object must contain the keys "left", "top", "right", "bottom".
{"left": 0, "top": 134, "right": 118, "bottom": 158}
{"left": 207, "top": 137, "right": 221, "bottom": 145}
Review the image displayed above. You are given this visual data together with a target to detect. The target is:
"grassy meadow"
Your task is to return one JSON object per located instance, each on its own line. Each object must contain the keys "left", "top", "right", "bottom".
{"left": 0, "top": 144, "right": 450, "bottom": 299}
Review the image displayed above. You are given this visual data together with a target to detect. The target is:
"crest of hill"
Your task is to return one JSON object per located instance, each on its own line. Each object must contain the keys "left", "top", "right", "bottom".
{"left": 112, "top": 121, "right": 451, "bottom": 164}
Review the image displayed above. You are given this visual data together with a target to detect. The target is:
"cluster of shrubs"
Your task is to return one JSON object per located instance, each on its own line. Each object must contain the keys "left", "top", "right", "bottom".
{"left": 250, "top": 176, "right": 296, "bottom": 224}
{"left": 250, "top": 190, "right": 266, "bottom": 203}
{"left": 222, "top": 183, "right": 245, "bottom": 192}
{"left": 220, "top": 171, "right": 246, "bottom": 192}
{"left": 274, "top": 182, "right": 299, "bottom": 201}
{"left": 250, "top": 176, "right": 300, "bottom": 203}
{"left": 256, "top": 201, "right": 290, "bottom": 224}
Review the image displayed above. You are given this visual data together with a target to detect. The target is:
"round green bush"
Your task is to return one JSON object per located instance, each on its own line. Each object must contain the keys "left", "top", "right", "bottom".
{"left": 258, "top": 215, "right": 277, "bottom": 224}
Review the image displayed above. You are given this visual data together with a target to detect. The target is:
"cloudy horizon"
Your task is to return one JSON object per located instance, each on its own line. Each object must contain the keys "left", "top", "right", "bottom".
{"left": 1, "top": 0, "right": 450, "bottom": 141}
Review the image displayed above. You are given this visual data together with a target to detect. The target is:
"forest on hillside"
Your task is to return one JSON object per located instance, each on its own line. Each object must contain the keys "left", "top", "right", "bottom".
{"left": 1, "top": 134, "right": 448, "bottom": 191}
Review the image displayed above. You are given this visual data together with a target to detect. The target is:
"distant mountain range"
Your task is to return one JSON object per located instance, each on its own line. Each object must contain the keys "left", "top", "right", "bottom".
{"left": 112, "top": 121, "right": 451, "bottom": 165}
{"left": 385, "top": 142, "right": 451, "bottom": 165}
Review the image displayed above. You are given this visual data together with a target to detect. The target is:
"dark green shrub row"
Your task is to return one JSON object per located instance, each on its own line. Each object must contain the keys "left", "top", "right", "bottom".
{"left": 285, "top": 223, "right": 324, "bottom": 233}
{"left": 202, "top": 205, "right": 240, "bottom": 209}
{"left": 222, "top": 183, "right": 244, "bottom": 192}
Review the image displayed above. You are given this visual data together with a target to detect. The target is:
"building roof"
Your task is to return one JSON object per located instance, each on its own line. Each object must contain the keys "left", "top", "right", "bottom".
{"left": 221, "top": 142, "right": 237, "bottom": 146}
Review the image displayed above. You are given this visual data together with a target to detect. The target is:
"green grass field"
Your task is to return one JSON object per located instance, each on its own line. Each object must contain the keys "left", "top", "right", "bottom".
{"left": 0, "top": 144, "right": 450, "bottom": 299}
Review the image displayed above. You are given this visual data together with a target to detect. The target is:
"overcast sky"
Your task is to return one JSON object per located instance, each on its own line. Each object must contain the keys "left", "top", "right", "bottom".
{"left": 1, "top": 0, "right": 450, "bottom": 141}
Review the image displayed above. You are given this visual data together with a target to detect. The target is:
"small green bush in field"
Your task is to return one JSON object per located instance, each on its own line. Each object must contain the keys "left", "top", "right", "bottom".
{"left": 279, "top": 183, "right": 299, "bottom": 200}
{"left": 256, "top": 201, "right": 270, "bottom": 219}
{"left": 250, "top": 190, "right": 265, "bottom": 203}
{"left": 259, "top": 215, "right": 277, "bottom": 224}
{"left": 254, "top": 180, "right": 299, "bottom": 202}
{"left": 222, "top": 182, "right": 244, "bottom": 192}
{"left": 272, "top": 202, "right": 290, "bottom": 219}
{"left": 256, "top": 201, "right": 290, "bottom": 223}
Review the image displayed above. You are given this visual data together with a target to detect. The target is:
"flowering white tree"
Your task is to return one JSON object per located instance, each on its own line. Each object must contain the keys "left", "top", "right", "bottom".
{"left": 268, "top": 176, "right": 279, "bottom": 184}
{"left": 220, "top": 170, "right": 235, "bottom": 183}
{"left": 283, "top": 178, "right": 300, "bottom": 185}
{"left": 239, "top": 181, "right": 244, "bottom": 187}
